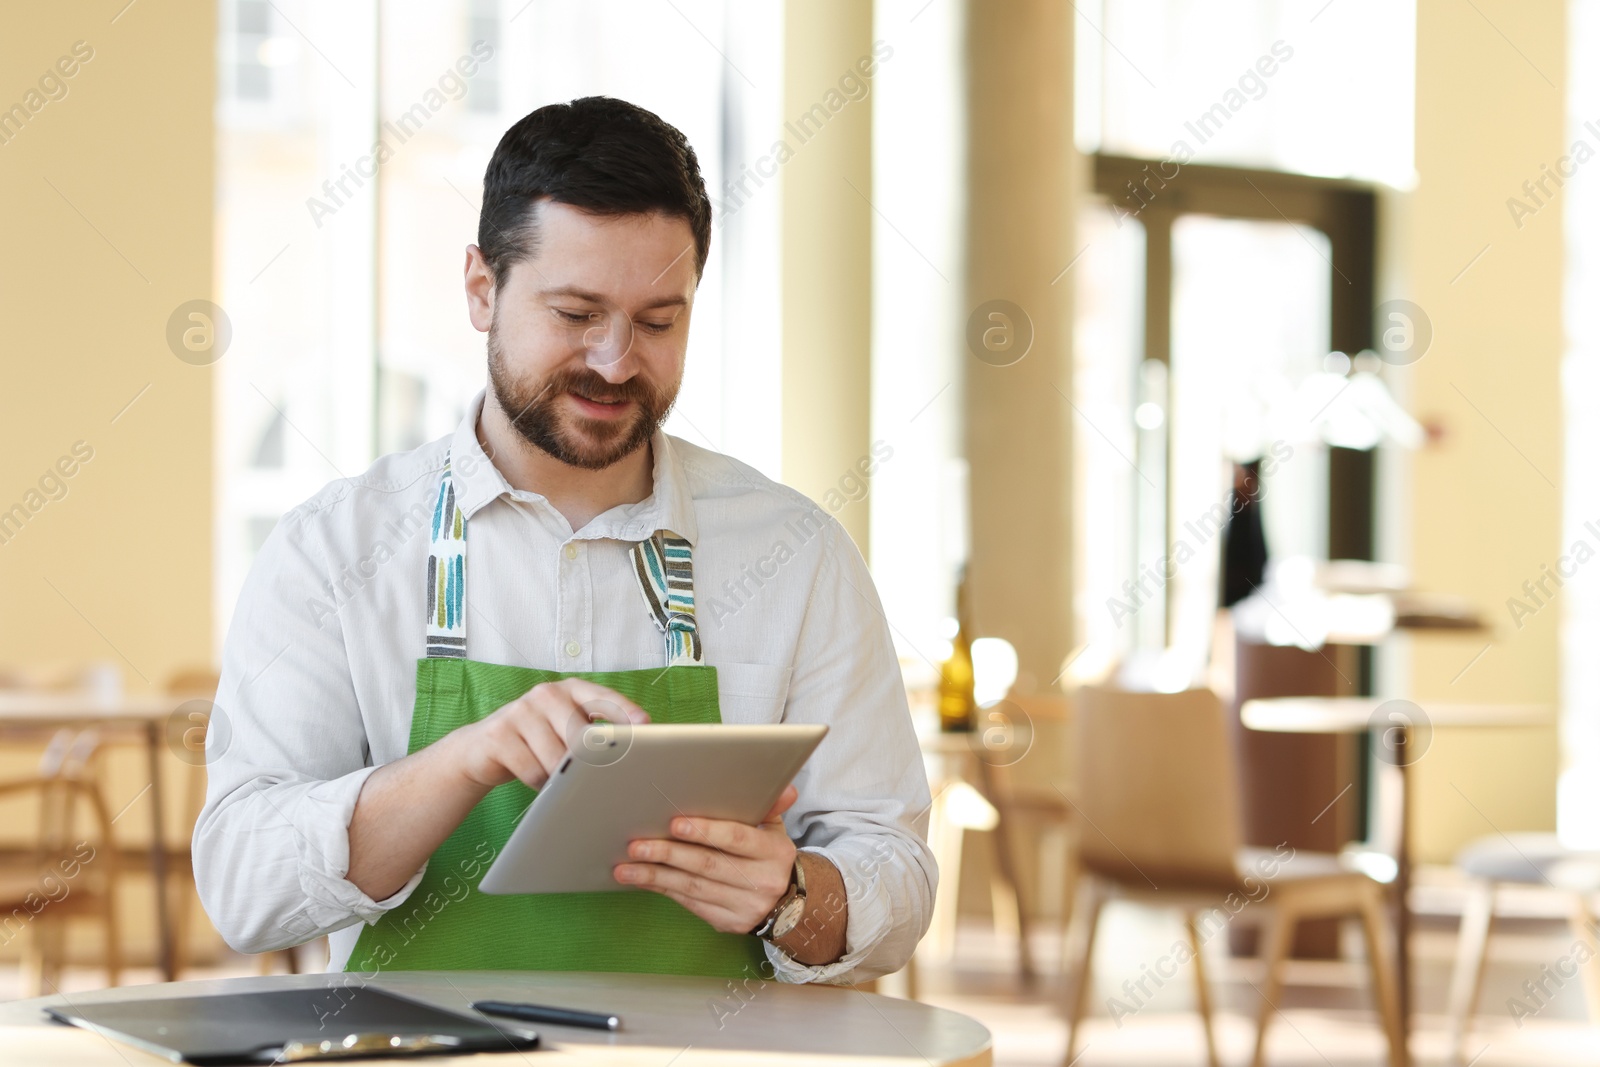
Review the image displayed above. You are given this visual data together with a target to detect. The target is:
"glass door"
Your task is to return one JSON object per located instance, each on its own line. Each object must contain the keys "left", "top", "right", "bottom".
{"left": 1166, "top": 214, "right": 1333, "bottom": 681}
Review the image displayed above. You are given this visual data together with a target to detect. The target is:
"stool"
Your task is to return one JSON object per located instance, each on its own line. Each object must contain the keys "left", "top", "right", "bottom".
{"left": 1447, "top": 832, "right": 1600, "bottom": 1065}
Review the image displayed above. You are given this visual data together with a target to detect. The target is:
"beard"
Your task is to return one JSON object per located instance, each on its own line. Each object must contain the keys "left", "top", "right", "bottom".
{"left": 486, "top": 324, "right": 679, "bottom": 471}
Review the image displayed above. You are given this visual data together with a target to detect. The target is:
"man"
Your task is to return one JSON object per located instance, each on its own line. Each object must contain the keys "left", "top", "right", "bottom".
{"left": 194, "top": 96, "right": 935, "bottom": 983}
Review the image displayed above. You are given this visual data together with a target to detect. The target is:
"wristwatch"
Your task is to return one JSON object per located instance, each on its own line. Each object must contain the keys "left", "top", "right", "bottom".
{"left": 750, "top": 855, "right": 808, "bottom": 941}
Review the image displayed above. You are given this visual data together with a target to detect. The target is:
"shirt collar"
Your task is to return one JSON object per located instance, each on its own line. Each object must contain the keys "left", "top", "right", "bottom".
{"left": 447, "top": 389, "right": 698, "bottom": 546}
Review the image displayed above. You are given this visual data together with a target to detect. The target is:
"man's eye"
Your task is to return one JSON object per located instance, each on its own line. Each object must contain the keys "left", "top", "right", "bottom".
{"left": 553, "top": 309, "right": 598, "bottom": 324}
{"left": 638, "top": 321, "right": 673, "bottom": 335}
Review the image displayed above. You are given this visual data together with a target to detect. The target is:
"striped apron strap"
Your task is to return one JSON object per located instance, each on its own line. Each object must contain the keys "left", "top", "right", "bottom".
{"left": 424, "top": 459, "right": 468, "bottom": 659}
{"left": 630, "top": 530, "right": 704, "bottom": 667}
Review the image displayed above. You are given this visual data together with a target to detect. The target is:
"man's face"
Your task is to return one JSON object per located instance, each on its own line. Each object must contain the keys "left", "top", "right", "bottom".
{"left": 473, "top": 200, "right": 698, "bottom": 470}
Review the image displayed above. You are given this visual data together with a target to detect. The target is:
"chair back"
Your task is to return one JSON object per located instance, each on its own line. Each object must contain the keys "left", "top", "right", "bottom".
{"left": 29, "top": 728, "right": 113, "bottom": 880}
{"left": 1072, "top": 686, "right": 1242, "bottom": 889}
{"left": 36, "top": 729, "right": 99, "bottom": 847}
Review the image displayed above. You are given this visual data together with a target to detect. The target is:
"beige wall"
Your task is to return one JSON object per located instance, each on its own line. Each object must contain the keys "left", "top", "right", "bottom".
{"left": 0, "top": 5, "right": 215, "bottom": 697}
{"left": 0, "top": 2, "right": 215, "bottom": 960}
{"left": 780, "top": 0, "right": 875, "bottom": 557}
{"left": 1407, "top": 0, "right": 1564, "bottom": 861}
{"left": 963, "top": 0, "right": 1077, "bottom": 688}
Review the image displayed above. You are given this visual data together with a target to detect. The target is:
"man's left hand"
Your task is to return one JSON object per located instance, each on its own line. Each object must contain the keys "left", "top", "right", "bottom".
{"left": 614, "top": 784, "right": 800, "bottom": 934}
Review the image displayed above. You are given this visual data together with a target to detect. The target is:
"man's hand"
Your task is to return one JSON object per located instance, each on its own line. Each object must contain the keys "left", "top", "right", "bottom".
{"left": 444, "top": 678, "right": 650, "bottom": 790}
{"left": 348, "top": 678, "right": 648, "bottom": 900}
{"left": 614, "top": 784, "right": 801, "bottom": 935}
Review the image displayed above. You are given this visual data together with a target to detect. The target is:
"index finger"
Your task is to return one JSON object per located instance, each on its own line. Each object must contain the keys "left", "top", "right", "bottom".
{"left": 554, "top": 678, "right": 650, "bottom": 724}
{"left": 762, "top": 783, "right": 799, "bottom": 824}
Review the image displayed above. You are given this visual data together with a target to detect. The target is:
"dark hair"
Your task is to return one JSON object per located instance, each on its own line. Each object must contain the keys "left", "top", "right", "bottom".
{"left": 478, "top": 96, "right": 712, "bottom": 288}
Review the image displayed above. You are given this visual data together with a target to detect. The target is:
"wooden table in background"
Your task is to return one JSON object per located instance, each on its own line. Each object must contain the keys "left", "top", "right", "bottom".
{"left": 1242, "top": 697, "right": 1550, "bottom": 1056}
{"left": 0, "top": 692, "right": 185, "bottom": 981}
{"left": 0, "top": 970, "right": 994, "bottom": 1066}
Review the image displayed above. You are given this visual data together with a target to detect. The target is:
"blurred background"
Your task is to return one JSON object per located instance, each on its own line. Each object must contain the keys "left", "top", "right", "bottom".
{"left": 0, "top": 0, "right": 1594, "bottom": 1064}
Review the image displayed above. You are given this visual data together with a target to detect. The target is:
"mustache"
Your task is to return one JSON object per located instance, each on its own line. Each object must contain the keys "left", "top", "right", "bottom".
{"left": 543, "top": 367, "right": 659, "bottom": 406}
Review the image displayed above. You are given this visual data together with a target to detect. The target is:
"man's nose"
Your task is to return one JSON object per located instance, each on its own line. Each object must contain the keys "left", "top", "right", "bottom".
{"left": 580, "top": 310, "right": 637, "bottom": 381}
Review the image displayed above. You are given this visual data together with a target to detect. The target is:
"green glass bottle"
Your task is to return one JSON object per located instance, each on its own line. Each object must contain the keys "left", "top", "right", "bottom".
{"left": 939, "top": 568, "right": 977, "bottom": 732}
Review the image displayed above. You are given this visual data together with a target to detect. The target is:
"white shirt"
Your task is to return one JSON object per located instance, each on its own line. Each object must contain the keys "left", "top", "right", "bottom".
{"left": 193, "top": 391, "right": 935, "bottom": 983}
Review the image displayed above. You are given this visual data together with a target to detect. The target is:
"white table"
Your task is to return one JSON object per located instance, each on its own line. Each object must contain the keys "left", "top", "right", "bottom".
{"left": 0, "top": 970, "right": 994, "bottom": 1065}
{"left": 1242, "top": 697, "right": 1550, "bottom": 1056}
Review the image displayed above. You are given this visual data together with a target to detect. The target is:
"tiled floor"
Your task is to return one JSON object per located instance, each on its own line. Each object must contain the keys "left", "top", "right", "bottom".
{"left": 5, "top": 896, "right": 1598, "bottom": 1066}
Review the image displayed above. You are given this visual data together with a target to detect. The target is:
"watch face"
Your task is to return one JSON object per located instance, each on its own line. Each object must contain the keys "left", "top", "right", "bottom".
{"left": 771, "top": 896, "right": 806, "bottom": 939}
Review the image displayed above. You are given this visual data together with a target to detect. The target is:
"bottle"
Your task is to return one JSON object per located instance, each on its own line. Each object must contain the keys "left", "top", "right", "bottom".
{"left": 938, "top": 567, "right": 976, "bottom": 732}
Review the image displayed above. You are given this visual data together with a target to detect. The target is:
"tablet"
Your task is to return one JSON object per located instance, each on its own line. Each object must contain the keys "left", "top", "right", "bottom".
{"left": 45, "top": 987, "right": 538, "bottom": 1064}
{"left": 478, "top": 723, "right": 828, "bottom": 894}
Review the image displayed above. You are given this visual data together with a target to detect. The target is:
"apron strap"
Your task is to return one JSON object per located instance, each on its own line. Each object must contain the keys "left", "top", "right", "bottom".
{"left": 424, "top": 459, "right": 468, "bottom": 659}
{"left": 630, "top": 530, "right": 704, "bottom": 667}
{"left": 424, "top": 453, "right": 703, "bottom": 668}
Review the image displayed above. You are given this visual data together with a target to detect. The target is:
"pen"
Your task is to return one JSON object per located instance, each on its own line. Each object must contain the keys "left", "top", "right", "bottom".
{"left": 473, "top": 1000, "right": 622, "bottom": 1032}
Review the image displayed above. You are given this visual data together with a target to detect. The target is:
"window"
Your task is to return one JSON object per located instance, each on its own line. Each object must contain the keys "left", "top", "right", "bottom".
{"left": 231, "top": 0, "right": 274, "bottom": 101}
{"left": 465, "top": 0, "right": 501, "bottom": 115}
{"left": 1070, "top": 1, "right": 1409, "bottom": 684}
{"left": 1075, "top": 158, "right": 1378, "bottom": 687}
{"left": 868, "top": 0, "right": 967, "bottom": 667}
{"left": 1074, "top": 0, "right": 1415, "bottom": 186}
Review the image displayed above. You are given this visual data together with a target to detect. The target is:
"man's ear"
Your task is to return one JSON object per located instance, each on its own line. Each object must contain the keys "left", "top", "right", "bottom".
{"left": 464, "top": 244, "right": 495, "bottom": 333}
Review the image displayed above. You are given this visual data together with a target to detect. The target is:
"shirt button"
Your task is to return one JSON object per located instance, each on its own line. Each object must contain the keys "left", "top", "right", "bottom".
{"left": 565, "top": 640, "right": 581, "bottom": 658}
{"left": 564, "top": 543, "right": 578, "bottom": 560}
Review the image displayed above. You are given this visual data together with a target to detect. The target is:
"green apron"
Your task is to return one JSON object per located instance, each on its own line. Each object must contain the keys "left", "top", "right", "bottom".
{"left": 346, "top": 457, "right": 768, "bottom": 978}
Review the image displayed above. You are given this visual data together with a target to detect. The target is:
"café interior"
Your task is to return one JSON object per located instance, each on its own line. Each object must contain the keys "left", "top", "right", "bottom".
{"left": 0, "top": 1, "right": 1594, "bottom": 1064}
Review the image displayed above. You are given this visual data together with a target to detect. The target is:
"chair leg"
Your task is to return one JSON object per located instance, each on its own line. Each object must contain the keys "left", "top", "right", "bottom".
{"left": 923, "top": 784, "right": 965, "bottom": 965}
{"left": 977, "top": 761, "right": 1035, "bottom": 984}
{"left": 36, "top": 917, "right": 65, "bottom": 997}
{"left": 21, "top": 919, "right": 47, "bottom": 998}
{"left": 1251, "top": 902, "right": 1297, "bottom": 1067}
{"left": 1062, "top": 876, "right": 1104, "bottom": 1067}
{"left": 103, "top": 888, "right": 122, "bottom": 988}
{"left": 1057, "top": 841, "right": 1080, "bottom": 980}
{"left": 1185, "top": 912, "right": 1221, "bottom": 1067}
{"left": 1445, "top": 880, "right": 1494, "bottom": 1065}
{"left": 1358, "top": 884, "right": 1408, "bottom": 1067}
{"left": 168, "top": 875, "right": 190, "bottom": 980}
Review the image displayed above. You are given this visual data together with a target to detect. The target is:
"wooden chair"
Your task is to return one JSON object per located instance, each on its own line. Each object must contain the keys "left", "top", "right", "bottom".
{"left": 983, "top": 694, "right": 1078, "bottom": 974}
{"left": 1060, "top": 686, "right": 1405, "bottom": 1067}
{"left": 1445, "top": 833, "right": 1600, "bottom": 1065}
{"left": 919, "top": 693, "right": 1075, "bottom": 989}
{"left": 918, "top": 771, "right": 1003, "bottom": 989}
{"left": 0, "top": 729, "right": 122, "bottom": 995}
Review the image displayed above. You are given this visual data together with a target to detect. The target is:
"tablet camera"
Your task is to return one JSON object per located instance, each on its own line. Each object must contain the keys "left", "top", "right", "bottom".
{"left": 566, "top": 699, "right": 634, "bottom": 768}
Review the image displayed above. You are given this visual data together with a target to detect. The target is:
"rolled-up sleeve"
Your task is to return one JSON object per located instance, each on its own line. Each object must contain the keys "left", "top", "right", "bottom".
{"left": 192, "top": 505, "right": 424, "bottom": 954}
{"left": 764, "top": 519, "right": 937, "bottom": 984}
